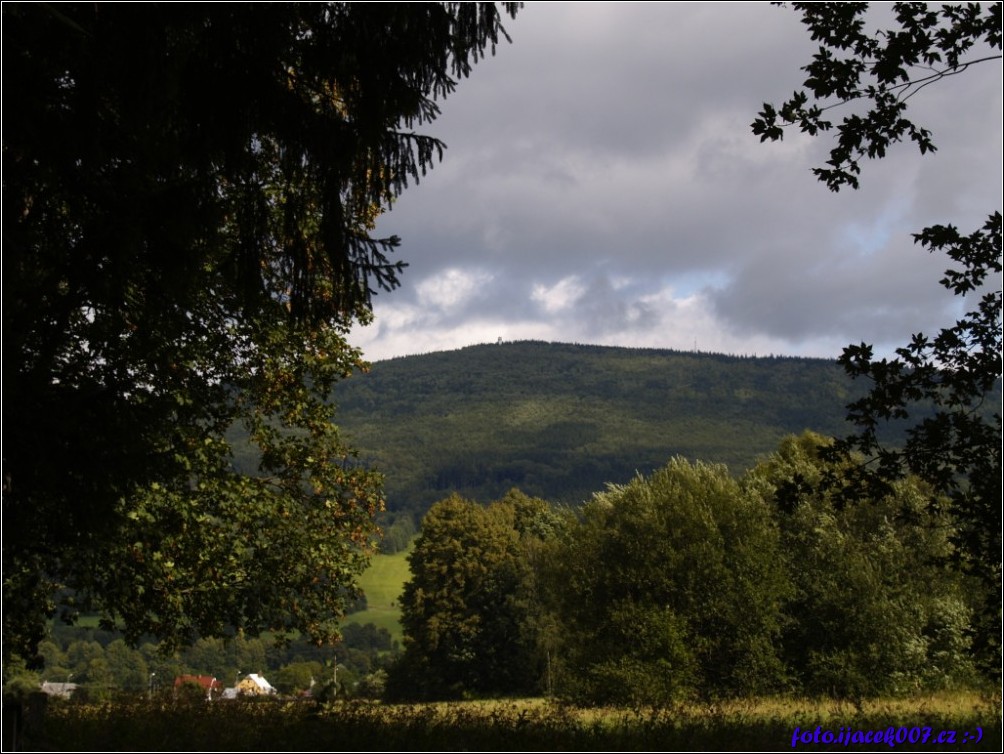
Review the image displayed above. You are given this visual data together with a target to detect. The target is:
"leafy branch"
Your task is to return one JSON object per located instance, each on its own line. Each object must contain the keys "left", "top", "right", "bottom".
{"left": 752, "top": 2, "right": 1001, "bottom": 190}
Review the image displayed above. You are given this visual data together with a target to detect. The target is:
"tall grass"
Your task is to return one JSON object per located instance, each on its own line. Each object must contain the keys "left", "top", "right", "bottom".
{"left": 30, "top": 691, "right": 1001, "bottom": 752}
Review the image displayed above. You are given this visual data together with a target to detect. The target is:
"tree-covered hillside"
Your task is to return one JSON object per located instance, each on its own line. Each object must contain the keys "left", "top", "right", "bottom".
{"left": 324, "top": 341, "right": 870, "bottom": 513}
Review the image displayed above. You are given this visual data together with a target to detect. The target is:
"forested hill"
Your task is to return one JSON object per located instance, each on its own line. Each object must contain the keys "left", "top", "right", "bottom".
{"left": 329, "top": 341, "right": 865, "bottom": 514}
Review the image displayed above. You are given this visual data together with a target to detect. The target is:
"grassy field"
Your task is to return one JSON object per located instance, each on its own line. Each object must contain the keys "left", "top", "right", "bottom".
{"left": 343, "top": 545, "right": 412, "bottom": 644}
{"left": 29, "top": 690, "right": 1002, "bottom": 751}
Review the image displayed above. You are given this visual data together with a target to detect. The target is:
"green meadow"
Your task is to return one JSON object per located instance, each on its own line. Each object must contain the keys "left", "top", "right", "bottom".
{"left": 344, "top": 545, "right": 412, "bottom": 645}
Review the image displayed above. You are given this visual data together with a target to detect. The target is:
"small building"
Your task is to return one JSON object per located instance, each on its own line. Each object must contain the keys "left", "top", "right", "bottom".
{"left": 236, "top": 673, "right": 276, "bottom": 696}
{"left": 40, "top": 681, "right": 78, "bottom": 699}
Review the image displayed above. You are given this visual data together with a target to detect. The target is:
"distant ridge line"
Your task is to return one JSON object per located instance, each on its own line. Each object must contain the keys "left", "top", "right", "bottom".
{"left": 370, "top": 339, "right": 840, "bottom": 365}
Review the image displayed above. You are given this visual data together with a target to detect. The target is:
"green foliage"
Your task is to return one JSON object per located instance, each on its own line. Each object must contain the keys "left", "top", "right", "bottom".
{"left": 551, "top": 459, "right": 789, "bottom": 704}
{"left": 383, "top": 435, "right": 987, "bottom": 705}
{"left": 77, "top": 324, "right": 387, "bottom": 652}
{"left": 579, "top": 602, "right": 699, "bottom": 707}
{"left": 29, "top": 620, "right": 397, "bottom": 700}
{"left": 378, "top": 512, "right": 418, "bottom": 555}
{"left": 391, "top": 491, "right": 560, "bottom": 700}
{"left": 274, "top": 661, "right": 323, "bottom": 696}
{"left": 753, "top": 2, "right": 1001, "bottom": 677}
{"left": 749, "top": 433, "right": 978, "bottom": 698}
{"left": 332, "top": 341, "right": 888, "bottom": 512}
{"left": 341, "top": 623, "right": 395, "bottom": 654}
{"left": 103, "top": 641, "right": 149, "bottom": 693}
{"left": 835, "top": 215, "right": 1002, "bottom": 675}
{"left": 355, "top": 668, "right": 388, "bottom": 699}
{"left": 2, "top": 655, "right": 42, "bottom": 702}
{"left": 2, "top": 2, "right": 521, "bottom": 663}
{"left": 752, "top": 2, "right": 1001, "bottom": 191}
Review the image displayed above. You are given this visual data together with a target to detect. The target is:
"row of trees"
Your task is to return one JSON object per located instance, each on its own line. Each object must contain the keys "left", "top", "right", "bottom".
{"left": 9, "top": 623, "right": 396, "bottom": 700}
{"left": 390, "top": 433, "right": 982, "bottom": 704}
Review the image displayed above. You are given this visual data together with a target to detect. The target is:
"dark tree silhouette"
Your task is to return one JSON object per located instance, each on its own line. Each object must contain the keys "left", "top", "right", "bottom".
{"left": 3, "top": 2, "right": 520, "bottom": 663}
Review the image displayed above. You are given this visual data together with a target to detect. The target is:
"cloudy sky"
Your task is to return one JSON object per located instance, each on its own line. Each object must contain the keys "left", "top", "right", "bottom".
{"left": 349, "top": 3, "right": 1002, "bottom": 362}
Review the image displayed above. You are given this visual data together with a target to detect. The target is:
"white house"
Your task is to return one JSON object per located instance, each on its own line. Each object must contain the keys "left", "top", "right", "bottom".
{"left": 236, "top": 673, "right": 276, "bottom": 696}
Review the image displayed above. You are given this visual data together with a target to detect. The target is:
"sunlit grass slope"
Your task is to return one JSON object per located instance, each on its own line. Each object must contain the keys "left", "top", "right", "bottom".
{"left": 343, "top": 544, "right": 412, "bottom": 644}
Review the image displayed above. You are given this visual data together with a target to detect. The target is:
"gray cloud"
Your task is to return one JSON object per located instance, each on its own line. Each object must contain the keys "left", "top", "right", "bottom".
{"left": 353, "top": 3, "right": 1002, "bottom": 362}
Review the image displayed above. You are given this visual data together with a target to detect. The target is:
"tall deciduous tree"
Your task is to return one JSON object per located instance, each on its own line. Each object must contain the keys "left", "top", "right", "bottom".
{"left": 751, "top": 1, "right": 1001, "bottom": 673}
{"left": 390, "top": 491, "right": 558, "bottom": 700}
{"left": 551, "top": 459, "right": 789, "bottom": 704}
{"left": 2, "top": 2, "right": 520, "bottom": 663}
